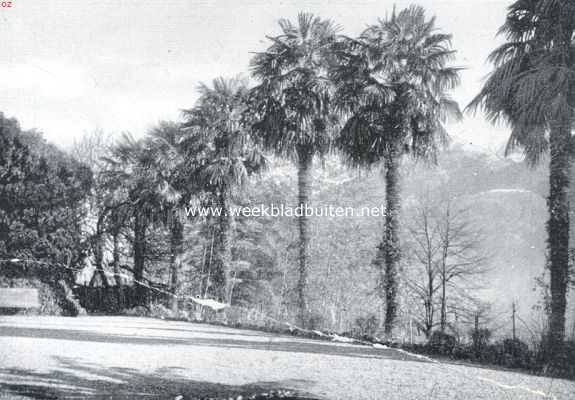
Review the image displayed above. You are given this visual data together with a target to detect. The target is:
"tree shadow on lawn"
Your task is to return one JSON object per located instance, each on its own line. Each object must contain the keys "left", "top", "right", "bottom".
{"left": 0, "top": 326, "right": 425, "bottom": 363}
{"left": 74, "top": 317, "right": 273, "bottom": 337}
{"left": 1, "top": 318, "right": 269, "bottom": 338}
{"left": 114, "top": 324, "right": 273, "bottom": 338}
{"left": 0, "top": 357, "right": 318, "bottom": 399}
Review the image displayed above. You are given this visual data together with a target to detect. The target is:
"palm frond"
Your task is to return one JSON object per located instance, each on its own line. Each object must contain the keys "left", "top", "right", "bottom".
{"left": 333, "top": 5, "right": 460, "bottom": 166}
{"left": 249, "top": 12, "right": 339, "bottom": 161}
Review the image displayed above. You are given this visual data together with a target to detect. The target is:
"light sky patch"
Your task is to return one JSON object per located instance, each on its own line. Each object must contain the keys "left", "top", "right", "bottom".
{"left": 0, "top": 0, "right": 513, "bottom": 151}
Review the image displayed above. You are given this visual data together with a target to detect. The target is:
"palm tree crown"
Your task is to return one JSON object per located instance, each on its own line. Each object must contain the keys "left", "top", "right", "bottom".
{"left": 333, "top": 5, "right": 461, "bottom": 165}
{"left": 250, "top": 13, "right": 340, "bottom": 159}
{"left": 182, "top": 77, "right": 265, "bottom": 193}
{"left": 469, "top": 0, "right": 575, "bottom": 163}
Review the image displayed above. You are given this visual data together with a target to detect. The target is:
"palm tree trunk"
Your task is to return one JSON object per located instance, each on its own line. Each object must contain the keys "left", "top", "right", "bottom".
{"left": 94, "top": 214, "right": 109, "bottom": 288}
{"left": 133, "top": 213, "right": 147, "bottom": 306}
{"left": 377, "top": 146, "right": 401, "bottom": 337}
{"left": 214, "top": 189, "right": 233, "bottom": 304}
{"left": 547, "top": 115, "right": 572, "bottom": 359}
{"left": 169, "top": 217, "right": 184, "bottom": 312}
{"left": 297, "top": 147, "right": 313, "bottom": 328}
{"left": 112, "top": 230, "right": 123, "bottom": 309}
{"left": 112, "top": 231, "right": 121, "bottom": 286}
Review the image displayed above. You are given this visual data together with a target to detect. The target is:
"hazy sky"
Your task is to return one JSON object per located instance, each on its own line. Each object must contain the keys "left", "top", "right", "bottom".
{"left": 1, "top": 0, "right": 513, "bottom": 151}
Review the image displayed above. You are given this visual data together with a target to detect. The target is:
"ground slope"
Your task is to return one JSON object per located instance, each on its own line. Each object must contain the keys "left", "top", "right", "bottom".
{"left": 1, "top": 316, "right": 574, "bottom": 399}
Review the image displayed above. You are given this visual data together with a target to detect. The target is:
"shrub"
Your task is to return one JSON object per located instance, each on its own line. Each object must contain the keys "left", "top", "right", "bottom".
{"left": 555, "top": 340, "right": 575, "bottom": 379}
{"left": 428, "top": 331, "right": 457, "bottom": 355}
{"left": 479, "top": 342, "right": 505, "bottom": 365}
{"left": 124, "top": 305, "right": 149, "bottom": 317}
{"left": 306, "top": 312, "right": 325, "bottom": 331}
{"left": 452, "top": 344, "right": 473, "bottom": 360}
{"left": 174, "top": 308, "right": 192, "bottom": 321}
{"left": 536, "top": 339, "right": 575, "bottom": 379}
{"left": 224, "top": 306, "right": 274, "bottom": 328}
{"left": 353, "top": 315, "right": 380, "bottom": 339}
{"left": 148, "top": 302, "right": 174, "bottom": 319}
{"left": 501, "top": 338, "right": 531, "bottom": 368}
{"left": 471, "top": 328, "right": 491, "bottom": 357}
{"left": 98, "top": 291, "right": 122, "bottom": 314}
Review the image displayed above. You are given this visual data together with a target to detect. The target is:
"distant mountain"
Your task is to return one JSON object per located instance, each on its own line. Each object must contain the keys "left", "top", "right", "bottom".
{"left": 462, "top": 189, "right": 546, "bottom": 311}
{"left": 245, "top": 145, "right": 573, "bottom": 337}
{"left": 403, "top": 147, "right": 550, "bottom": 333}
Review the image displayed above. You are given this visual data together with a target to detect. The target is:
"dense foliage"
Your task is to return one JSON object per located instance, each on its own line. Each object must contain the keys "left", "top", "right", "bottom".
{"left": 0, "top": 113, "right": 92, "bottom": 314}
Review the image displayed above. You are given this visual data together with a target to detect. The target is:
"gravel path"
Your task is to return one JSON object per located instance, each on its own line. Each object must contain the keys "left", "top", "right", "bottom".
{"left": 0, "top": 316, "right": 573, "bottom": 399}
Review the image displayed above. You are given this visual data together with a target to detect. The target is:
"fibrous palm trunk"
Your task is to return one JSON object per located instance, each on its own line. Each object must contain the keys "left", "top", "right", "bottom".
{"left": 93, "top": 214, "right": 109, "bottom": 288}
{"left": 213, "top": 189, "right": 233, "bottom": 304}
{"left": 112, "top": 230, "right": 123, "bottom": 308}
{"left": 170, "top": 217, "right": 184, "bottom": 312}
{"left": 547, "top": 114, "right": 572, "bottom": 359}
{"left": 377, "top": 145, "right": 401, "bottom": 337}
{"left": 297, "top": 147, "right": 313, "bottom": 328}
{"left": 112, "top": 231, "right": 121, "bottom": 286}
{"left": 133, "top": 213, "right": 147, "bottom": 306}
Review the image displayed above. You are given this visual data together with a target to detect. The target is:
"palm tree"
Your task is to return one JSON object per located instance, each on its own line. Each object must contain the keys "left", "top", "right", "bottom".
{"left": 332, "top": 6, "right": 461, "bottom": 336}
{"left": 249, "top": 13, "right": 340, "bottom": 327}
{"left": 103, "top": 132, "right": 184, "bottom": 306}
{"left": 469, "top": 0, "right": 575, "bottom": 359}
{"left": 182, "top": 77, "right": 266, "bottom": 305}
{"left": 143, "top": 121, "right": 191, "bottom": 312}
{"left": 103, "top": 134, "right": 156, "bottom": 305}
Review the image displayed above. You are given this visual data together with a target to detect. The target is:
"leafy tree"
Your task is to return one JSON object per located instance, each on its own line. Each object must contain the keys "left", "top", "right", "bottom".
{"left": 468, "top": 0, "right": 575, "bottom": 359}
{"left": 332, "top": 6, "right": 461, "bottom": 336}
{"left": 71, "top": 129, "right": 116, "bottom": 288}
{"left": 182, "top": 77, "right": 266, "bottom": 304}
{"left": 249, "top": 13, "right": 340, "bottom": 327}
{"left": 0, "top": 113, "right": 92, "bottom": 285}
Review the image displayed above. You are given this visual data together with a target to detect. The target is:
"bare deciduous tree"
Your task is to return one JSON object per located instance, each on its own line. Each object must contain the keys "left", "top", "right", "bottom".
{"left": 405, "top": 194, "right": 489, "bottom": 337}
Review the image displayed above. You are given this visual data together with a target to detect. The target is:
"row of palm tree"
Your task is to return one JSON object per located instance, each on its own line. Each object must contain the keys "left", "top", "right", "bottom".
{"left": 98, "top": 6, "right": 457, "bottom": 333}
{"left": 100, "top": 1, "right": 573, "bottom": 361}
{"left": 249, "top": 6, "right": 461, "bottom": 333}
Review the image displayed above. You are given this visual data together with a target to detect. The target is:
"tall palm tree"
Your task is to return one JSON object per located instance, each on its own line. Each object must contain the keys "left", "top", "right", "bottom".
{"left": 249, "top": 13, "right": 340, "bottom": 327}
{"left": 182, "top": 77, "right": 265, "bottom": 305}
{"left": 469, "top": 0, "right": 575, "bottom": 359}
{"left": 332, "top": 5, "right": 461, "bottom": 336}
